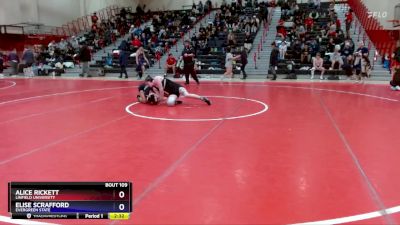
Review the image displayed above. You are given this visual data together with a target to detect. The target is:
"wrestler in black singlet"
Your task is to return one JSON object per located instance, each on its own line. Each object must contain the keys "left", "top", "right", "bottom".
{"left": 138, "top": 83, "right": 151, "bottom": 96}
{"left": 138, "top": 83, "right": 160, "bottom": 104}
{"left": 162, "top": 78, "right": 183, "bottom": 97}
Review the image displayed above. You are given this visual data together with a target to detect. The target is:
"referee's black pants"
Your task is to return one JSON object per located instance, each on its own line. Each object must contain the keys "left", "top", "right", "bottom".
{"left": 183, "top": 64, "right": 199, "bottom": 84}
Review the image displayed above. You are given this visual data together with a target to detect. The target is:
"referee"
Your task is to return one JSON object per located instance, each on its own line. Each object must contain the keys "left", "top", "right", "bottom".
{"left": 181, "top": 40, "right": 200, "bottom": 85}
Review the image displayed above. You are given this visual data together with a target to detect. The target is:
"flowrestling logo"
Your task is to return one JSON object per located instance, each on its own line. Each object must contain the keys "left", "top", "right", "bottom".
{"left": 367, "top": 11, "right": 388, "bottom": 19}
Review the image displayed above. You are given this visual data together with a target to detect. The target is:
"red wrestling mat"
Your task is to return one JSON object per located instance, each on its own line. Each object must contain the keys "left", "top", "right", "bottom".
{"left": 1, "top": 78, "right": 400, "bottom": 225}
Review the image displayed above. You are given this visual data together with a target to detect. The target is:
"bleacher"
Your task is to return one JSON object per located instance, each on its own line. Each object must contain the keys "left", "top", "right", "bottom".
{"left": 194, "top": 4, "right": 263, "bottom": 75}
{"left": 268, "top": 1, "right": 353, "bottom": 78}
{"left": 88, "top": 9, "right": 208, "bottom": 75}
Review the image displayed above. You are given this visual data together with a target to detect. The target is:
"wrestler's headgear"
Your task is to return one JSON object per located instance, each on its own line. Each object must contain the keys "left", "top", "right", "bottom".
{"left": 146, "top": 93, "right": 159, "bottom": 105}
{"left": 145, "top": 75, "right": 153, "bottom": 82}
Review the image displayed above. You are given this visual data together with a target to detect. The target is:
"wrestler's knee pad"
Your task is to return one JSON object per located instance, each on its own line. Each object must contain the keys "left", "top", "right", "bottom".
{"left": 167, "top": 95, "right": 177, "bottom": 106}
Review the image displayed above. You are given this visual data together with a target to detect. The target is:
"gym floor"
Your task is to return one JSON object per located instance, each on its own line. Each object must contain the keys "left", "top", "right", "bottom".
{"left": 0, "top": 77, "right": 399, "bottom": 225}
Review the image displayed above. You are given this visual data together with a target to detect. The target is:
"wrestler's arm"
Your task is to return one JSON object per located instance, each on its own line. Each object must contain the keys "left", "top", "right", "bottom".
{"left": 154, "top": 77, "right": 165, "bottom": 100}
{"left": 138, "top": 91, "right": 147, "bottom": 103}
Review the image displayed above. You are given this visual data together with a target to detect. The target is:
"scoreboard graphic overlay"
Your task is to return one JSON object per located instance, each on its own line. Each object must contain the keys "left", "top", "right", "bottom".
{"left": 8, "top": 182, "right": 132, "bottom": 220}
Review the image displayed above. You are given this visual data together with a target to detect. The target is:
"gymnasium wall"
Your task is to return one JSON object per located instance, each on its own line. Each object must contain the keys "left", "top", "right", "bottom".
{"left": 0, "top": 0, "right": 139, "bottom": 27}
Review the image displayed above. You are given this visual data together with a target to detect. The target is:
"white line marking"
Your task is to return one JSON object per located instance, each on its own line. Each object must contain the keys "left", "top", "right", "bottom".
{"left": 125, "top": 92, "right": 249, "bottom": 225}
{"left": 318, "top": 94, "right": 393, "bottom": 223}
{"left": 0, "top": 94, "right": 131, "bottom": 125}
{"left": 282, "top": 85, "right": 399, "bottom": 102}
{"left": 201, "top": 83, "right": 399, "bottom": 102}
{"left": 0, "top": 215, "right": 58, "bottom": 225}
{"left": 0, "top": 83, "right": 397, "bottom": 108}
{"left": 292, "top": 204, "right": 400, "bottom": 225}
{"left": 125, "top": 96, "right": 269, "bottom": 122}
{"left": 0, "top": 81, "right": 16, "bottom": 90}
{"left": 90, "top": 96, "right": 115, "bottom": 103}
{"left": 0, "top": 86, "right": 132, "bottom": 106}
{"left": 0, "top": 115, "right": 128, "bottom": 166}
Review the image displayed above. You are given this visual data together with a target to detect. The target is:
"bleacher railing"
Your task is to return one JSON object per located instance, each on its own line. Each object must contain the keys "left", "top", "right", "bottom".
{"left": 52, "top": 5, "right": 120, "bottom": 37}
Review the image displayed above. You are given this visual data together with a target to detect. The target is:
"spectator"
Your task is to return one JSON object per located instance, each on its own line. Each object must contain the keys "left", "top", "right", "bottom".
{"left": 327, "top": 37, "right": 335, "bottom": 52}
{"left": 131, "top": 35, "right": 142, "bottom": 50}
{"left": 140, "top": 33, "right": 148, "bottom": 48}
{"left": 135, "top": 47, "right": 150, "bottom": 79}
{"left": 341, "top": 40, "right": 354, "bottom": 58}
{"left": 279, "top": 41, "right": 287, "bottom": 59}
{"left": 91, "top": 23, "right": 98, "bottom": 33}
{"left": 133, "top": 26, "right": 143, "bottom": 37}
{"left": 91, "top": 13, "right": 99, "bottom": 25}
{"left": 355, "top": 41, "right": 369, "bottom": 57}
{"left": 198, "top": 1, "right": 204, "bottom": 14}
{"left": 206, "top": 0, "right": 212, "bottom": 12}
{"left": 314, "top": 0, "right": 321, "bottom": 9}
{"left": 223, "top": 47, "right": 234, "bottom": 79}
{"left": 277, "top": 26, "right": 287, "bottom": 40}
{"left": 292, "top": 39, "right": 302, "bottom": 59}
{"left": 383, "top": 53, "right": 390, "bottom": 69}
{"left": 71, "top": 36, "right": 80, "bottom": 49}
{"left": 8, "top": 49, "right": 19, "bottom": 75}
{"left": 48, "top": 40, "right": 57, "bottom": 55}
{"left": 164, "top": 53, "right": 177, "bottom": 76}
{"left": 308, "top": 0, "right": 314, "bottom": 8}
{"left": 311, "top": 53, "right": 325, "bottom": 80}
{"left": 343, "top": 55, "right": 354, "bottom": 78}
{"left": 327, "top": 22, "right": 337, "bottom": 37}
{"left": 22, "top": 47, "right": 35, "bottom": 67}
{"left": 330, "top": 45, "right": 343, "bottom": 70}
{"left": 250, "top": 17, "right": 258, "bottom": 33}
{"left": 262, "top": 4, "right": 269, "bottom": 25}
{"left": 269, "top": 42, "right": 279, "bottom": 80}
{"left": 227, "top": 31, "right": 236, "bottom": 48}
{"left": 120, "top": 8, "right": 127, "bottom": 19}
{"left": 359, "top": 55, "right": 371, "bottom": 82}
{"left": 240, "top": 47, "right": 248, "bottom": 79}
{"left": 281, "top": 1, "right": 290, "bottom": 17}
{"left": 78, "top": 44, "right": 91, "bottom": 77}
{"left": 390, "top": 68, "right": 400, "bottom": 91}
{"left": 129, "top": 25, "right": 135, "bottom": 37}
{"left": 104, "top": 53, "right": 113, "bottom": 68}
{"left": 297, "top": 25, "right": 306, "bottom": 39}
{"left": 328, "top": 1, "right": 335, "bottom": 19}
{"left": 181, "top": 40, "right": 199, "bottom": 85}
{"left": 390, "top": 45, "right": 400, "bottom": 90}
{"left": 119, "top": 49, "right": 129, "bottom": 79}
{"left": 353, "top": 41, "right": 369, "bottom": 77}
{"left": 304, "top": 16, "right": 314, "bottom": 31}
{"left": 0, "top": 52, "right": 3, "bottom": 75}
{"left": 301, "top": 45, "right": 311, "bottom": 63}
{"left": 119, "top": 40, "right": 129, "bottom": 51}
{"left": 136, "top": 4, "right": 143, "bottom": 15}
{"left": 345, "top": 9, "right": 353, "bottom": 39}
{"left": 58, "top": 39, "right": 68, "bottom": 51}
{"left": 335, "top": 17, "right": 341, "bottom": 32}
{"left": 309, "top": 38, "right": 320, "bottom": 57}
{"left": 244, "top": 32, "right": 252, "bottom": 52}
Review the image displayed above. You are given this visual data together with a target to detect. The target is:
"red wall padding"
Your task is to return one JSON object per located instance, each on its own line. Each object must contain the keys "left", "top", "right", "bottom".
{"left": 0, "top": 34, "right": 67, "bottom": 52}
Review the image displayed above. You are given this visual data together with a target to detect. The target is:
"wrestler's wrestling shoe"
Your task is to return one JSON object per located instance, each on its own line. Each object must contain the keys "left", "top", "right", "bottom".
{"left": 201, "top": 97, "right": 211, "bottom": 105}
